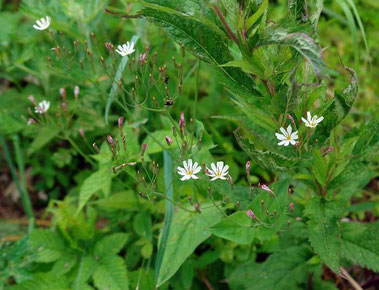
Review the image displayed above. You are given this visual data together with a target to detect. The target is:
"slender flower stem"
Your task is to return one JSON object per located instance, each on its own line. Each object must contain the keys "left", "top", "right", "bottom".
{"left": 66, "top": 136, "right": 96, "bottom": 166}
{"left": 152, "top": 192, "right": 196, "bottom": 213}
{"left": 189, "top": 61, "right": 201, "bottom": 153}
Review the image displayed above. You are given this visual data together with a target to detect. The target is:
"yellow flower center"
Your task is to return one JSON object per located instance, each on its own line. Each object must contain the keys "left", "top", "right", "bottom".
{"left": 188, "top": 170, "right": 193, "bottom": 175}
{"left": 216, "top": 171, "right": 222, "bottom": 177}
{"left": 286, "top": 135, "right": 292, "bottom": 140}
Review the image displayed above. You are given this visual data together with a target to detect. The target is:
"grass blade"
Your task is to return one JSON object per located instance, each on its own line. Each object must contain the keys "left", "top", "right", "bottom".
{"left": 155, "top": 150, "right": 174, "bottom": 285}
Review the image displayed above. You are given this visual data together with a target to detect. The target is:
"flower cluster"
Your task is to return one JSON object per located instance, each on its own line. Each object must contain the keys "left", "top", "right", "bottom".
{"left": 275, "top": 112, "right": 323, "bottom": 146}
{"left": 177, "top": 159, "right": 230, "bottom": 182}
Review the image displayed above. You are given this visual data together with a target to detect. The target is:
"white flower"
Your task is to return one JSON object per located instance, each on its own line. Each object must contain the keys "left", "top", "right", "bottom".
{"left": 206, "top": 161, "right": 229, "bottom": 181}
{"left": 34, "top": 100, "right": 50, "bottom": 114}
{"left": 115, "top": 41, "right": 135, "bottom": 57}
{"left": 275, "top": 125, "right": 298, "bottom": 146}
{"left": 33, "top": 16, "right": 51, "bottom": 30}
{"left": 302, "top": 112, "right": 324, "bottom": 128}
{"left": 177, "top": 159, "right": 201, "bottom": 181}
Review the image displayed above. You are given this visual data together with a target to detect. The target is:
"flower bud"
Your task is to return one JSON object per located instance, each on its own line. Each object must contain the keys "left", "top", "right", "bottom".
{"left": 179, "top": 112, "right": 186, "bottom": 130}
{"left": 28, "top": 95, "right": 36, "bottom": 105}
{"left": 107, "top": 135, "right": 114, "bottom": 144}
{"left": 246, "top": 161, "right": 251, "bottom": 175}
{"left": 246, "top": 209, "right": 256, "bottom": 219}
{"left": 289, "top": 202, "right": 294, "bottom": 212}
{"left": 74, "top": 86, "right": 79, "bottom": 99}
{"left": 141, "top": 144, "right": 147, "bottom": 156}
{"left": 195, "top": 202, "right": 201, "bottom": 213}
{"left": 118, "top": 117, "right": 124, "bottom": 130}
{"left": 287, "top": 114, "right": 296, "bottom": 127}
{"left": 79, "top": 128, "right": 85, "bottom": 138}
{"left": 165, "top": 136, "right": 173, "bottom": 146}
{"left": 261, "top": 184, "right": 274, "bottom": 195}
{"left": 229, "top": 175, "right": 234, "bottom": 189}
{"left": 27, "top": 118, "right": 36, "bottom": 126}
{"left": 59, "top": 88, "right": 66, "bottom": 99}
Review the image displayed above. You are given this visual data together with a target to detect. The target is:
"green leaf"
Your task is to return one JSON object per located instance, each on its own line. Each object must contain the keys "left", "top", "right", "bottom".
{"left": 229, "top": 246, "right": 315, "bottom": 290}
{"left": 134, "top": 0, "right": 261, "bottom": 96}
{"left": 156, "top": 204, "right": 222, "bottom": 286}
{"left": 11, "top": 272, "right": 70, "bottom": 290}
{"left": 311, "top": 150, "right": 328, "bottom": 186}
{"left": 27, "top": 126, "right": 58, "bottom": 155}
{"left": 341, "top": 222, "right": 379, "bottom": 272}
{"left": 314, "top": 66, "right": 358, "bottom": 144}
{"left": 246, "top": 0, "right": 268, "bottom": 31}
{"left": 95, "top": 233, "right": 129, "bottom": 257}
{"left": 304, "top": 197, "right": 344, "bottom": 273}
{"left": 221, "top": 59, "right": 265, "bottom": 79}
{"left": 29, "top": 229, "right": 66, "bottom": 263}
{"left": 209, "top": 211, "right": 255, "bottom": 244}
{"left": 77, "top": 168, "right": 113, "bottom": 213}
{"left": 93, "top": 255, "right": 128, "bottom": 290}
{"left": 72, "top": 255, "right": 97, "bottom": 290}
{"left": 257, "top": 23, "right": 326, "bottom": 80}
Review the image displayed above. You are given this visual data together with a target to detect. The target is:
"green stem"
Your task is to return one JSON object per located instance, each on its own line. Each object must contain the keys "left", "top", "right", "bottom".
{"left": 66, "top": 136, "right": 96, "bottom": 167}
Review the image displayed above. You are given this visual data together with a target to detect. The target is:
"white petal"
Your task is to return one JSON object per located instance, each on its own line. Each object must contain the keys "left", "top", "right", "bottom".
{"left": 301, "top": 117, "right": 309, "bottom": 126}
{"left": 307, "top": 111, "right": 311, "bottom": 121}
{"left": 280, "top": 127, "right": 288, "bottom": 136}
{"left": 211, "top": 163, "right": 217, "bottom": 173}
{"left": 275, "top": 133, "right": 286, "bottom": 141}
{"left": 284, "top": 140, "right": 290, "bottom": 146}
{"left": 221, "top": 165, "right": 229, "bottom": 174}
{"left": 181, "top": 175, "right": 190, "bottom": 181}
{"left": 287, "top": 125, "right": 292, "bottom": 135}
{"left": 188, "top": 159, "right": 193, "bottom": 170}
{"left": 191, "top": 174, "right": 198, "bottom": 180}
{"left": 278, "top": 140, "right": 286, "bottom": 146}
{"left": 290, "top": 139, "right": 296, "bottom": 145}
{"left": 210, "top": 176, "right": 218, "bottom": 181}
{"left": 193, "top": 166, "right": 201, "bottom": 174}
{"left": 183, "top": 160, "right": 188, "bottom": 171}
{"left": 316, "top": 116, "right": 324, "bottom": 123}
{"left": 219, "top": 176, "right": 227, "bottom": 180}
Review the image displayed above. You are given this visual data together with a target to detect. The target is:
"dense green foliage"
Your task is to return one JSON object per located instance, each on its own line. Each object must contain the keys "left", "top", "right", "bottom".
{"left": 0, "top": 0, "right": 378, "bottom": 289}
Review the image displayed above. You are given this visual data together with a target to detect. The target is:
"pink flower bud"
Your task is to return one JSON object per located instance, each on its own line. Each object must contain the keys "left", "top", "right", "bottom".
{"left": 59, "top": 88, "right": 66, "bottom": 99}
{"left": 179, "top": 112, "right": 186, "bottom": 129}
{"left": 246, "top": 209, "right": 256, "bottom": 219}
{"left": 140, "top": 53, "right": 146, "bottom": 63}
{"left": 61, "top": 102, "right": 67, "bottom": 109}
{"left": 326, "top": 147, "right": 334, "bottom": 154}
{"left": 261, "top": 184, "right": 274, "bottom": 194}
{"left": 27, "top": 118, "right": 36, "bottom": 126}
{"left": 289, "top": 202, "right": 294, "bottom": 212}
{"left": 246, "top": 161, "right": 251, "bottom": 175}
{"left": 107, "top": 135, "right": 114, "bottom": 144}
{"left": 141, "top": 144, "right": 147, "bottom": 156}
{"left": 79, "top": 128, "right": 85, "bottom": 137}
{"left": 165, "top": 136, "right": 173, "bottom": 146}
{"left": 195, "top": 202, "right": 200, "bottom": 212}
{"left": 28, "top": 95, "right": 36, "bottom": 105}
{"left": 229, "top": 175, "right": 234, "bottom": 189}
{"left": 118, "top": 117, "right": 124, "bottom": 129}
{"left": 287, "top": 114, "right": 295, "bottom": 124}
{"left": 105, "top": 42, "right": 112, "bottom": 52}
{"left": 74, "top": 86, "right": 79, "bottom": 98}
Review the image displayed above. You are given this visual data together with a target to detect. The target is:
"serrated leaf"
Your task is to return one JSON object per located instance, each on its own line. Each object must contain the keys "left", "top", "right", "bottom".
{"left": 156, "top": 204, "right": 222, "bottom": 286}
{"left": 71, "top": 255, "right": 97, "bottom": 290}
{"left": 304, "top": 197, "right": 344, "bottom": 273}
{"left": 229, "top": 246, "right": 315, "bottom": 290}
{"left": 77, "top": 168, "right": 113, "bottom": 213}
{"left": 95, "top": 233, "right": 129, "bottom": 258}
{"left": 11, "top": 272, "right": 70, "bottom": 290}
{"left": 29, "top": 229, "right": 66, "bottom": 263}
{"left": 341, "top": 222, "right": 379, "bottom": 272}
{"left": 93, "top": 255, "right": 128, "bottom": 290}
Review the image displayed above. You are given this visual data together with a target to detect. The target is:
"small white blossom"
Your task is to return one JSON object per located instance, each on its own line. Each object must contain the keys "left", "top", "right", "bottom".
{"left": 177, "top": 159, "right": 201, "bottom": 181}
{"left": 206, "top": 161, "right": 229, "bottom": 181}
{"left": 275, "top": 125, "right": 298, "bottom": 146}
{"left": 34, "top": 100, "right": 50, "bottom": 114}
{"left": 33, "top": 16, "right": 51, "bottom": 30}
{"left": 302, "top": 112, "right": 324, "bottom": 128}
{"left": 115, "top": 41, "right": 135, "bottom": 57}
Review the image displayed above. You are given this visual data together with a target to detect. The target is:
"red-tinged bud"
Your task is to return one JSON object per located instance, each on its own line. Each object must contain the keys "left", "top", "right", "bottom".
{"left": 28, "top": 95, "right": 36, "bottom": 105}
{"left": 153, "top": 196, "right": 157, "bottom": 205}
{"left": 246, "top": 209, "right": 256, "bottom": 219}
{"left": 237, "top": 201, "right": 240, "bottom": 208}
{"left": 139, "top": 53, "right": 146, "bottom": 64}
{"left": 27, "top": 118, "right": 37, "bottom": 126}
{"left": 74, "top": 86, "right": 79, "bottom": 99}
{"left": 105, "top": 42, "right": 112, "bottom": 52}
{"left": 195, "top": 202, "right": 201, "bottom": 213}
{"left": 246, "top": 161, "right": 251, "bottom": 175}
{"left": 294, "top": 142, "right": 300, "bottom": 148}
{"left": 79, "top": 128, "right": 85, "bottom": 138}
{"left": 261, "top": 184, "right": 274, "bottom": 195}
{"left": 179, "top": 112, "right": 186, "bottom": 129}
{"left": 289, "top": 202, "right": 294, "bottom": 212}
{"left": 62, "top": 102, "right": 67, "bottom": 110}
{"left": 188, "top": 196, "right": 193, "bottom": 205}
{"left": 165, "top": 136, "right": 173, "bottom": 146}
{"left": 261, "top": 200, "right": 265, "bottom": 207}
{"left": 141, "top": 144, "right": 147, "bottom": 156}
{"left": 326, "top": 147, "right": 334, "bottom": 154}
{"left": 59, "top": 88, "right": 66, "bottom": 99}
{"left": 229, "top": 175, "right": 234, "bottom": 189}
{"left": 118, "top": 117, "right": 124, "bottom": 130}
{"left": 287, "top": 114, "right": 296, "bottom": 127}
{"left": 107, "top": 135, "right": 114, "bottom": 144}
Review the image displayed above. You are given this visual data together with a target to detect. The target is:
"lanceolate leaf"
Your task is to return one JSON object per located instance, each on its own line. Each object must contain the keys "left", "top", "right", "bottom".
{"left": 257, "top": 24, "right": 326, "bottom": 80}
{"left": 156, "top": 204, "right": 222, "bottom": 286}
{"left": 304, "top": 197, "right": 345, "bottom": 273}
{"left": 341, "top": 222, "right": 379, "bottom": 272}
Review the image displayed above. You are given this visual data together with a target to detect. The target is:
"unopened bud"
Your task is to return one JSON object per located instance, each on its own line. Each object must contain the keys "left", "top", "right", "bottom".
{"left": 118, "top": 117, "right": 124, "bottom": 130}
{"left": 27, "top": 118, "right": 36, "bottom": 126}
{"left": 107, "top": 135, "right": 114, "bottom": 144}
{"left": 79, "top": 128, "right": 85, "bottom": 138}
{"left": 246, "top": 209, "right": 256, "bottom": 219}
{"left": 141, "top": 144, "right": 147, "bottom": 156}
{"left": 172, "top": 126, "right": 177, "bottom": 137}
{"left": 28, "top": 95, "right": 36, "bottom": 105}
{"left": 289, "top": 202, "right": 294, "bottom": 212}
{"left": 229, "top": 175, "right": 234, "bottom": 189}
{"left": 188, "top": 196, "right": 193, "bottom": 205}
{"left": 287, "top": 114, "right": 296, "bottom": 127}
{"left": 237, "top": 201, "right": 240, "bottom": 208}
{"left": 261, "top": 184, "right": 275, "bottom": 196}
{"left": 195, "top": 202, "right": 201, "bottom": 213}
{"left": 326, "top": 147, "right": 334, "bottom": 154}
{"left": 74, "top": 86, "right": 79, "bottom": 99}
{"left": 165, "top": 136, "right": 173, "bottom": 146}
{"left": 59, "top": 88, "right": 66, "bottom": 99}
{"left": 179, "top": 112, "right": 186, "bottom": 130}
{"left": 92, "top": 143, "right": 100, "bottom": 153}
{"left": 153, "top": 196, "right": 157, "bottom": 204}
{"left": 246, "top": 161, "right": 251, "bottom": 176}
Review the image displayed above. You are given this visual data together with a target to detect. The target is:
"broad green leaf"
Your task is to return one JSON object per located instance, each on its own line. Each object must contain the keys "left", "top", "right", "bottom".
{"left": 246, "top": 0, "right": 268, "bottom": 31}
{"left": 257, "top": 23, "right": 326, "bottom": 80}
{"left": 27, "top": 126, "right": 58, "bottom": 154}
{"left": 304, "top": 197, "right": 344, "bottom": 273}
{"left": 209, "top": 211, "right": 255, "bottom": 244}
{"left": 229, "top": 246, "right": 315, "bottom": 290}
{"left": 311, "top": 150, "right": 328, "bottom": 186}
{"left": 11, "top": 272, "right": 70, "bottom": 290}
{"left": 93, "top": 255, "right": 128, "bottom": 290}
{"left": 77, "top": 168, "right": 113, "bottom": 213}
{"left": 221, "top": 59, "right": 265, "bottom": 79}
{"left": 95, "top": 233, "right": 129, "bottom": 257}
{"left": 156, "top": 204, "right": 223, "bottom": 286}
{"left": 134, "top": 0, "right": 261, "bottom": 96}
{"left": 72, "top": 255, "right": 97, "bottom": 290}
{"left": 341, "top": 222, "right": 379, "bottom": 272}
{"left": 29, "top": 229, "right": 66, "bottom": 263}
